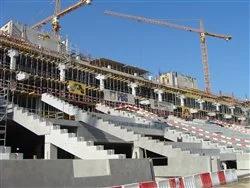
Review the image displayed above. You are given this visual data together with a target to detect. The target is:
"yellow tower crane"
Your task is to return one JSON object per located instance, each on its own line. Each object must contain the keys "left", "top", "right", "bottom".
{"left": 104, "top": 10, "right": 232, "bottom": 94}
{"left": 32, "top": 0, "right": 91, "bottom": 35}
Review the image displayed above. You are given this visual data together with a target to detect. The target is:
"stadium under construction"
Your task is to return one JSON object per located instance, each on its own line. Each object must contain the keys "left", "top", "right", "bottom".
{"left": 0, "top": 0, "right": 249, "bottom": 187}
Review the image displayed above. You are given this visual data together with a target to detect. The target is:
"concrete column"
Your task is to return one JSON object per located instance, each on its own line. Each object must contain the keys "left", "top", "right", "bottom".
{"left": 58, "top": 63, "right": 67, "bottom": 81}
{"left": 8, "top": 49, "right": 19, "bottom": 70}
{"left": 229, "top": 106, "right": 235, "bottom": 115}
{"left": 95, "top": 74, "right": 106, "bottom": 91}
{"left": 214, "top": 103, "right": 221, "bottom": 112}
{"left": 154, "top": 89, "right": 163, "bottom": 102}
{"left": 132, "top": 146, "right": 144, "bottom": 159}
{"left": 128, "top": 82, "right": 138, "bottom": 96}
{"left": 44, "top": 142, "right": 57, "bottom": 159}
{"left": 197, "top": 99, "right": 205, "bottom": 110}
{"left": 179, "top": 95, "right": 185, "bottom": 107}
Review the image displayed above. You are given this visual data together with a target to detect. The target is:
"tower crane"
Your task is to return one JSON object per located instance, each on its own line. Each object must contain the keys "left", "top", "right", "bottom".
{"left": 32, "top": 0, "right": 91, "bottom": 34}
{"left": 104, "top": 10, "right": 232, "bottom": 94}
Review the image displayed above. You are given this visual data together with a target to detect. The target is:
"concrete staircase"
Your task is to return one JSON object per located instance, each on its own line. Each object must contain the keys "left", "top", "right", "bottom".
{"left": 96, "top": 103, "right": 152, "bottom": 125}
{"left": 12, "top": 106, "right": 125, "bottom": 159}
{"left": 95, "top": 103, "right": 241, "bottom": 154}
{"left": 164, "top": 119, "right": 245, "bottom": 154}
{"left": 13, "top": 106, "right": 51, "bottom": 136}
{"left": 41, "top": 94, "right": 78, "bottom": 116}
{"left": 41, "top": 93, "right": 200, "bottom": 158}
{"left": 164, "top": 127, "right": 237, "bottom": 153}
{"left": 0, "top": 146, "right": 23, "bottom": 160}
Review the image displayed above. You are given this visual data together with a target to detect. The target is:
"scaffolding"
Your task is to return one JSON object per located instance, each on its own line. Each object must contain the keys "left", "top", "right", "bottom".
{"left": 0, "top": 32, "right": 248, "bottom": 124}
{"left": 0, "top": 87, "right": 9, "bottom": 146}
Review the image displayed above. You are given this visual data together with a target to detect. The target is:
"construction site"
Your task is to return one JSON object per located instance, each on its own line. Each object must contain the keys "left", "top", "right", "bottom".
{"left": 0, "top": 0, "right": 249, "bottom": 188}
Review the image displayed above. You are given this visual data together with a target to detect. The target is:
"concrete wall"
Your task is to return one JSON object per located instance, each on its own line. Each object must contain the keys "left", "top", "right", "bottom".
{"left": 236, "top": 153, "right": 250, "bottom": 170}
{"left": 154, "top": 156, "right": 220, "bottom": 177}
{"left": 0, "top": 159, "right": 154, "bottom": 188}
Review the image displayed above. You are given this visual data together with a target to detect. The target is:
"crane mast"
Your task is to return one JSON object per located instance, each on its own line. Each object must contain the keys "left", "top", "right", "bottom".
{"left": 104, "top": 10, "right": 232, "bottom": 94}
{"left": 199, "top": 20, "right": 211, "bottom": 93}
{"left": 51, "top": 0, "right": 62, "bottom": 34}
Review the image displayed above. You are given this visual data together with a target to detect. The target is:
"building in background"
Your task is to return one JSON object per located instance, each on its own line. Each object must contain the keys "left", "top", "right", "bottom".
{"left": 157, "top": 72, "right": 198, "bottom": 89}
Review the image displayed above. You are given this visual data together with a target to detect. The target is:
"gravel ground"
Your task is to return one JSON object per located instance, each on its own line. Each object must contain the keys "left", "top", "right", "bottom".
{"left": 217, "top": 178, "right": 250, "bottom": 188}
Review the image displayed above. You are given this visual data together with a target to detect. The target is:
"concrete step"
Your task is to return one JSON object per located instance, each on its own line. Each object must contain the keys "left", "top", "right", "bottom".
{"left": 13, "top": 104, "right": 124, "bottom": 160}
{"left": 41, "top": 94, "right": 199, "bottom": 158}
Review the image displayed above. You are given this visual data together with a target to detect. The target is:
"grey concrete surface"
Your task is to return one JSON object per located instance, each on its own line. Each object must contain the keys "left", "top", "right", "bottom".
{"left": 78, "top": 122, "right": 126, "bottom": 143}
{"left": 236, "top": 153, "right": 250, "bottom": 170}
{"left": 49, "top": 119, "right": 125, "bottom": 143}
{"left": 0, "top": 159, "right": 154, "bottom": 188}
{"left": 154, "top": 155, "right": 220, "bottom": 177}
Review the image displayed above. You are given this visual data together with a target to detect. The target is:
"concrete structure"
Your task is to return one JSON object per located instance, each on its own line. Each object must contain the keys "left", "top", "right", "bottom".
{"left": 12, "top": 106, "right": 125, "bottom": 159}
{"left": 158, "top": 72, "right": 198, "bottom": 89}
{"left": 95, "top": 74, "right": 106, "bottom": 91}
{"left": 197, "top": 99, "right": 205, "bottom": 110}
{"left": 0, "top": 159, "right": 154, "bottom": 188}
{"left": 96, "top": 103, "right": 152, "bottom": 125}
{"left": 0, "top": 19, "right": 249, "bottom": 186}
{"left": 41, "top": 93, "right": 222, "bottom": 176}
{"left": 214, "top": 102, "right": 221, "bottom": 112}
{"left": 154, "top": 156, "right": 220, "bottom": 177}
{"left": 58, "top": 63, "right": 67, "bottom": 82}
{"left": 236, "top": 153, "right": 250, "bottom": 170}
{"left": 179, "top": 94, "right": 186, "bottom": 107}
{"left": 128, "top": 82, "right": 138, "bottom": 96}
{"left": 7, "top": 49, "right": 19, "bottom": 70}
{"left": 0, "top": 21, "right": 248, "bottom": 126}
{"left": 154, "top": 89, "right": 164, "bottom": 102}
{"left": 1, "top": 20, "right": 64, "bottom": 52}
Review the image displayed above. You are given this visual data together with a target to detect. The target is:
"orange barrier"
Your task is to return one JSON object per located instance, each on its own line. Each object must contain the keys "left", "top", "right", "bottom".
{"left": 139, "top": 181, "right": 157, "bottom": 188}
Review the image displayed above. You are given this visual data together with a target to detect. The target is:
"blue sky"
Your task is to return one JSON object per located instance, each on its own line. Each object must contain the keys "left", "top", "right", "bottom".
{"left": 1, "top": 0, "right": 249, "bottom": 99}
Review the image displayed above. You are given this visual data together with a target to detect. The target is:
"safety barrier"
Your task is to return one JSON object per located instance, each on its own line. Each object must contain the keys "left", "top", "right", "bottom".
{"left": 194, "top": 172, "right": 212, "bottom": 188}
{"left": 183, "top": 176, "right": 196, "bottom": 188}
{"left": 156, "top": 178, "right": 184, "bottom": 188}
{"left": 110, "top": 169, "right": 238, "bottom": 188}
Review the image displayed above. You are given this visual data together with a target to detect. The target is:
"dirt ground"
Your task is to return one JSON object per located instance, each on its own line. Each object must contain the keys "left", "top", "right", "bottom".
{"left": 218, "top": 178, "right": 250, "bottom": 188}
